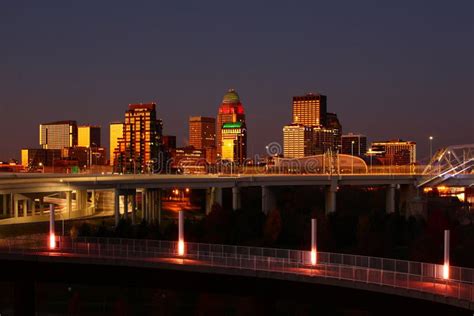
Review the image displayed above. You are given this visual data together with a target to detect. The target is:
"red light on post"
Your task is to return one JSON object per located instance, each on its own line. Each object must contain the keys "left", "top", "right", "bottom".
{"left": 443, "top": 230, "right": 450, "bottom": 280}
{"left": 178, "top": 211, "right": 185, "bottom": 256}
{"left": 311, "top": 218, "right": 317, "bottom": 266}
{"left": 49, "top": 204, "right": 56, "bottom": 250}
{"left": 49, "top": 233, "right": 56, "bottom": 249}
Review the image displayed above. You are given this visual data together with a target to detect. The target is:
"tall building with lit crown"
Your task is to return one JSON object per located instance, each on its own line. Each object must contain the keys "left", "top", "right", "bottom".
{"left": 283, "top": 124, "right": 313, "bottom": 158}
{"left": 221, "top": 122, "right": 247, "bottom": 164}
{"left": 109, "top": 122, "right": 124, "bottom": 166}
{"left": 216, "top": 89, "right": 245, "bottom": 157}
{"left": 369, "top": 140, "right": 416, "bottom": 165}
{"left": 39, "top": 120, "right": 78, "bottom": 150}
{"left": 113, "top": 103, "right": 163, "bottom": 173}
{"left": 292, "top": 93, "right": 327, "bottom": 127}
{"left": 78, "top": 125, "right": 101, "bottom": 148}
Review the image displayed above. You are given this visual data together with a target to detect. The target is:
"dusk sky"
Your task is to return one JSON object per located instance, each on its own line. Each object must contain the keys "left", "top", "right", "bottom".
{"left": 1, "top": 0, "right": 473, "bottom": 161}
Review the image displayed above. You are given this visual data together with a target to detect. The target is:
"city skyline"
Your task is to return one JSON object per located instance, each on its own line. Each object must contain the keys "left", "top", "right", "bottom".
{"left": 0, "top": 1, "right": 473, "bottom": 161}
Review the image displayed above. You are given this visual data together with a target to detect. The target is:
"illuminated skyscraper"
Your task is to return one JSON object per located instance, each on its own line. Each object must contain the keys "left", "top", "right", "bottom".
{"left": 221, "top": 122, "right": 247, "bottom": 164}
{"left": 39, "top": 120, "right": 78, "bottom": 150}
{"left": 78, "top": 125, "right": 101, "bottom": 148}
{"left": 113, "top": 103, "right": 163, "bottom": 173}
{"left": 216, "top": 89, "right": 245, "bottom": 157}
{"left": 189, "top": 116, "right": 216, "bottom": 163}
{"left": 292, "top": 93, "right": 327, "bottom": 127}
{"left": 283, "top": 124, "right": 313, "bottom": 158}
{"left": 109, "top": 122, "right": 124, "bottom": 166}
{"left": 369, "top": 140, "right": 416, "bottom": 165}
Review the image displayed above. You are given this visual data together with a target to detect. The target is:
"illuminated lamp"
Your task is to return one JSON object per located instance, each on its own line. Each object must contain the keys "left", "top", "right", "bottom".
{"left": 178, "top": 211, "right": 185, "bottom": 256}
{"left": 49, "top": 204, "right": 56, "bottom": 249}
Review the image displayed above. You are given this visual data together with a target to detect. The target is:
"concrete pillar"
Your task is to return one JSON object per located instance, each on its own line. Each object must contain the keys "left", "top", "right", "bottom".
{"left": 114, "top": 189, "right": 120, "bottom": 226}
{"left": 131, "top": 192, "right": 137, "bottom": 225}
{"left": 31, "top": 200, "right": 36, "bottom": 215}
{"left": 23, "top": 200, "right": 28, "bottom": 217}
{"left": 14, "top": 197, "right": 19, "bottom": 218}
{"left": 261, "top": 186, "right": 276, "bottom": 215}
{"left": 123, "top": 194, "right": 129, "bottom": 219}
{"left": 386, "top": 183, "right": 396, "bottom": 214}
{"left": 148, "top": 190, "right": 154, "bottom": 222}
{"left": 205, "top": 187, "right": 222, "bottom": 215}
{"left": 325, "top": 181, "right": 337, "bottom": 214}
{"left": 2, "top": 194, "right": 7, "bottom": 216}
{"left": 91, "top": 190, "right": 96, "bottom": 213}
{"left": 232, "top": 186, "right": 241, "bottom": 211}
{"left": 66, "top": 191, "right": 72, "bottom": 219}
{"left": 141, "top": 189, "right": 146, "bottom": 221}
{"left": 39, "top": 201, "right": 44, "bottom": 216}
{"left": 156, "top": 189, "right": 162, "bottom": 225}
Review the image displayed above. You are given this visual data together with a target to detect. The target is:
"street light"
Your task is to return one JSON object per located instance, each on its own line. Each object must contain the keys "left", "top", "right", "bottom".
{"left": 429, "top": 136, "right": 434, "bottom": 160}
{"left": 351, "top": 141, "right": 355, "bottom": 174}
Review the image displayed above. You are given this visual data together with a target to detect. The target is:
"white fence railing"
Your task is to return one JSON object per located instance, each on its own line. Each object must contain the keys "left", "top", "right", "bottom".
{"left": 0, "top": 236, "right": 472, "bottom": 305}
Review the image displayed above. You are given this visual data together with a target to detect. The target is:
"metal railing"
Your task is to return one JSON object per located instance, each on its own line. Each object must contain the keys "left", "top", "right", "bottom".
{"left": 0, "top": 236, "right": 472, "bottom": 305}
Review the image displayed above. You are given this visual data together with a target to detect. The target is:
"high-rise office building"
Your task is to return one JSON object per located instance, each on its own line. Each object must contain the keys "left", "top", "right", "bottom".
{"left": 292, "top": 93, "right": 327, "bottom": 127}
{"left": 283, "top": 124, "right": 313, "bottom": 158}
{"left": 113, "top": 103, "right": 163, "bottom": 173}
{"left": 78, "top": 125, "right": 101, "bottom": 148}
{"left": 39, "top": 121, "right": 78, "bottom": 150}
{"left": 189, "top": 116, "right": 216, "bottom": 149}
{"left": 189, "top": 116, "right": 216, "bottom": 164}
{"left": 342, "top": 133, "right": 367, "bottom": 156}
{"left": 216, "top": 89, "right": 245, "bottom": 157}
{"left": 312, "top": 127, "right": 340, "bottom": 155}
{"left": 369, "top": 140, "right": 416, "bottom": 165}
{"left": 21, "top": 148, "right": 61, "bottom": 168}
{"left": 109, "top": 122, "right": 124, "bottom": 166}
{"left": 221, "top": 122, "right": 247, "bottom": 164}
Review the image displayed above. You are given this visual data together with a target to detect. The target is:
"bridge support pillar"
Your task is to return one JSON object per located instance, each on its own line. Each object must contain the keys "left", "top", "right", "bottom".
{"left": 232, "top": 186, "right": 241, "bottom": 211}
{"left": 131, "top": 191, "right": 137, "bottom": 225}
{"left": 261, "top": 186, "right": 276, "bottom": 215}
{"left": 123, "top": 194, "right": 129, "bottom": 219}
{"left": 142, "top": 189, "right": 148, "bottom": 221}
{"left": 31, "top": 200, "right": 36, "bottom": 215}
{"left": 1, "top": 194, "right": 7, "bottom": 216}
{"left": 22, "top": 200, "right": 28, "bottom": 217}
{"left": 14, "top": 197, "right": 19, "bottom": 218}
{"left": 91, "top": 190, "right": 96, "bottom": 214}
{"left": 156, "top": 189, "right": 162, "bottom": 225}
{"left": 325, "top": 181, "right": 337, "bottom": 214}
{"left": 386, "top": 184, "right": 396, "bottom": 214}
{"left": 145, "top": 189, "right": 161, "bottom": 224}
{"left": 205, "top": 187, "right": 222, "bottom": 215}
{"left": 114, "top": 189, "right": 120, "bottom": 226}
{"left": 76, "top": 190, "right": 88, "bottom": 216}
{"left": 66, "top": 191, "right": 72, "bottom": 219}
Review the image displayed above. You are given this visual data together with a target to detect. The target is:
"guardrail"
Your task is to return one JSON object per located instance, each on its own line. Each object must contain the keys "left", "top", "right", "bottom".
{"left": 0, "top": 236, "right": 472, "bottom": 306}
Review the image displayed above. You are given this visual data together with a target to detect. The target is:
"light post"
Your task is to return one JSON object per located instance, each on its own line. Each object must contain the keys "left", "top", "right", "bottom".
{"left": 351, "top": 141, "right": 355, "bottom": 174}
{"left": 49, "top": 204, "right": 56, "bottom": 249}
{"left": 443, "top": 230, "right": 450, "bottom": 279}
{"left": 311, "top": 218, "right": 317, "bottom": 266}
{"left": 178, "top": 211, "right": 185, "bottom": 256}
{"left": 429, "top": 136, "right": 434, "bottom": 160}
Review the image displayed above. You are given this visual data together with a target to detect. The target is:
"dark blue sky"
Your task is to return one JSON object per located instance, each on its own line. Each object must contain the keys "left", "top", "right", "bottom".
{"left": 1, "top": 0, "right": 473, "bottom": 161}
